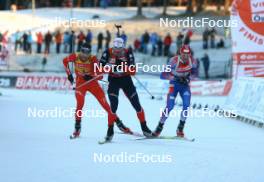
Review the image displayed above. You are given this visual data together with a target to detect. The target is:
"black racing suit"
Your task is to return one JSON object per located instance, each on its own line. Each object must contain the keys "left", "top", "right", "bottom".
{"left": 100, "top": 48, "right": 145, "bottom": 122}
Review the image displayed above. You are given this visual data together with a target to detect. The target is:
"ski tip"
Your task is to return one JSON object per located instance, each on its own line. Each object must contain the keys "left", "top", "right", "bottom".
{"left": 98, "top": 140, "right": 111, "bottom": 145}
{"left": 69, "top": 135, "right": 79, "bottom": 140}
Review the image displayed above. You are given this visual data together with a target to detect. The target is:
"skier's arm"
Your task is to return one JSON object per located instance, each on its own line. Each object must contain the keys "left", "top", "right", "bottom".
{"left": 63, "top": 53, "right": 77, "bottom": 84}
{"left": 125, "top": 48, "right": 136, "bottom": 75}
{"left": 99, "top": 49, "right": 116, "bottom": 73}
{"left": 160, "top": 57, "right": 174, "bottom": 80}
{"left": 89, "top": 56, "right": 103, "bottom": 80}
{"left": 63, "top": 53, "right": 77, "bottom": 76}
{"left": 99, "top": 49, "right": 110, "bottom": 67}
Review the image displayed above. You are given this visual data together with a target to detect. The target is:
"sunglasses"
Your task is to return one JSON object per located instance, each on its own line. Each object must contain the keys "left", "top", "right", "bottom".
{"left": 81, "top": 47, "right": 91, "bottom": 54}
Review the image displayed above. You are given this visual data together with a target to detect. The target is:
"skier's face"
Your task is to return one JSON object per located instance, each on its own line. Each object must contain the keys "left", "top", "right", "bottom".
{"left": 181, "top": 53, "right": 189, "bottom": 63}
{"left": 79, "top": 52, "right": 89, "bottom": 61}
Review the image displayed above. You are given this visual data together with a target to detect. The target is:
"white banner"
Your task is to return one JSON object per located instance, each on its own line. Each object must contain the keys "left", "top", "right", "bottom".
{"left": 224, "top": 77, "right": 264, "bottom": 123}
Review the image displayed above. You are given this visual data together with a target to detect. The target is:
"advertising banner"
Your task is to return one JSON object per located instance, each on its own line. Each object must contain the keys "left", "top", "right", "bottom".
{"left": 231, "top": 0, "right": 264, "bottom": 77}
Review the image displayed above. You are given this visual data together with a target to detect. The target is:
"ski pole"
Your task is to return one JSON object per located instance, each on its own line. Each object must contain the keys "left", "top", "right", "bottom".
{"left": 99, "top": 79, "right": 109, "bottom": 84}
{"left": 115, "top": 24, "right": 122, "bottom": 37}
{"left": 73, "top": 74, "right": 104, "bottom": 90}
{"left": 134, "top": 76, "right": 155, "bottom": 99}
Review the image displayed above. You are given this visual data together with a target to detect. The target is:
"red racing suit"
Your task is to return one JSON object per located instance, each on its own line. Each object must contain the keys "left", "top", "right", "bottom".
{"left": 63, "top": 53, "right": 117, "bottom": 125}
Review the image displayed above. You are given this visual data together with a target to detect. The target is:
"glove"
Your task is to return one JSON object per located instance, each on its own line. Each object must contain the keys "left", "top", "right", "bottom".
{"left": 67, "top": 74, "right": 74, "bottom": 84}
{"left": 83, "top": 74, "right": 93, "bottom": 81}
{"left": 115, "top": 58, "right": 123, "bottom": 66}
{"left": 174, "top": 76, "right": 190, "bottom": 85}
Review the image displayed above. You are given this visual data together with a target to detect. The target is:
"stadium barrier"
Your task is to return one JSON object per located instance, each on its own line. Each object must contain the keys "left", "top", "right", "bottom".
{"left": 224, "top": 77, "right": 264, "bottom": 126}
{"left": 0, "top": 72, "right": 232, "bottom": 96}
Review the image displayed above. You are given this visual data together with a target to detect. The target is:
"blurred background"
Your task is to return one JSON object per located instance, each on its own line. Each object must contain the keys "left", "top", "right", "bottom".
{"left": 0, "top": 0, "right": 233, "bottom": 80}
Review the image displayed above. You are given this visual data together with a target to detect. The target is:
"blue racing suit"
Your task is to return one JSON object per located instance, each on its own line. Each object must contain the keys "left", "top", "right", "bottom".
{"left": 159, "top": 55, "right": 193, "bottom": 123}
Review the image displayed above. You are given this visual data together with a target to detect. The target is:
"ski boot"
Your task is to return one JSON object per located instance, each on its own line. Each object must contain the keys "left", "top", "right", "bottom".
{"left": 176, "top": 120, "right": 185, "bottom": 138}
{"left": 105, "top": 124, "right": 114, "bottom": 142}
{"left": 153, "top": 122, "right": 164, "bottom": 137}
{"left": 70, "top": 120, "right": 81, "bottom": 139}
{"left": 140, "top": 121, "right": 153, "bottom": 137}
{"left": 115, "top": 118, "right": 132, "bottom": 134}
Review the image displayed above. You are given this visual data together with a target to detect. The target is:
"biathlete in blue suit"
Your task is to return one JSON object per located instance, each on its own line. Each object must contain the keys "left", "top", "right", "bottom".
{"left": 153, "top": 45, "right": 194, "bottom": 137}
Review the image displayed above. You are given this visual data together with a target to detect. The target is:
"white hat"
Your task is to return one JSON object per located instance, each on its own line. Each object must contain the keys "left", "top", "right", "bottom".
{"left": 113, "top": 37, "right": 124, "bottom": 48}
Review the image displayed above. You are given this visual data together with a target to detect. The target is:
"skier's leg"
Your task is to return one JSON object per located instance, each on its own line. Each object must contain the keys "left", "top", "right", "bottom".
{"left": 160, "top": 86, "right": 178, "bottom": 124}
{"left": 89, "top": 82, "right": 117, "bottom": 126}
{"left": 88, "top": 82, "right": 118, "bottom": 141}
{"left": 107, "top": 77, "right": 120, "bottom": 114}
{"left": 107, "top": 77, "right": 131, "bottom": 133}
{"left": 179, "top": 86, "right": 191, "bottom": 122}
{"left": 153, "top": 85, "right": 178, "bottom": 136}
{"left": 122, "top": 77, "right": 152, "bottom": 137}
{"left": 177, "top": 85, "right": 191, "bottom": 137}
{"left": 121, "top": 77, "right": 144, "bottom": 122}
{"left": 73, "top": 86, "right": 87, "bottom": 137}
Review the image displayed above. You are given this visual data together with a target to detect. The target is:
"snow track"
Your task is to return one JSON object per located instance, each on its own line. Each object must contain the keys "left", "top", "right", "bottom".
{"left": 0, "top": 89, "right": 263, "bottom": 182}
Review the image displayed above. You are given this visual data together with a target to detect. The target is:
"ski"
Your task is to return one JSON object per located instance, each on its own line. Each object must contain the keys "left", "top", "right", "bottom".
{"left": 135, "top": 136, "right": 195, "bottom": 142}
{"left": 117, "top": 131, "right": 195, "bottom": 142}
{"left": 116, "top": 131, "right": 144, "bottom": 137}
{"left": 98, "top": 139, "right": 111, "bottom": 145}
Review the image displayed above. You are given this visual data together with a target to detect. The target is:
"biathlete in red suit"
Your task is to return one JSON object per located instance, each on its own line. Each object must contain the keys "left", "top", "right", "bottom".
{"left": 100, "top": 37, "right": 153, "bottom": 137}
{"left": 63, "top": 43, "right": 117, "bottom": 139}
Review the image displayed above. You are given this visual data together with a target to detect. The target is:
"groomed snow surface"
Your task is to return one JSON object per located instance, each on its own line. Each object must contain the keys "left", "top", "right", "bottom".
{"left": 0, "top": 87, "right": 264, "bottom": 182}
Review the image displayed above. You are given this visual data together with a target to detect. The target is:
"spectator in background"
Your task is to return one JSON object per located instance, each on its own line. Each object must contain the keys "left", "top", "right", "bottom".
{"left": 183, "top": 29, "right": 192, "bottom": 45}
{"left": 217, "top": 38, "right": 225, "bottom": 49}
{"left": 163, "top": 33, "right": 172, "bottom": 56}
{"left": 55, "top": 31, "right": 62, "bottom": 54}
{"left": 42, "top": 50, "right": 48, "bottom": 71}
{"left": 210, "top": 28, "right": 217, "bottom": 48}
{"left": 86, "top": 29, "right": 93, "bottom": 47}
{"left": 63, "top": 31, "right": 70, "bottom": 53}
{"left": 27, "top": 31, "right": 33, "bottom": 54}
{"left": 36, "top": 32, "right": 43, "bottom": 53}
{"left": 150, "top": 32, "right": 158, "bottom": 56}
{"left": 176, "top": 32, "right": 184, "bottom": 54}
{"left": 1, "top": 31, "right": 8, "bottom": 49}
{"left": 22, "top": 32, "right": 28, "bottom": 52}
{"left": 133, "top": 38, "right": 140, "bottom": 52}
{"left": 14, "top": 30, "right": 22, "bottom": 53}
{"left": 0, "top": 46, "right": 9, "bottom": 65}
{"left": 0, "top": 32, "right": 2, "bottom": 51}
{"left": 97, "top": 32, "right": 104, "bottom": 53}
{"left": 120, "top": 31, "right": 127, "bottom": 46}
{"left": 203, "top": 28, "right": 209, "bottom": 49}
{"left": 105, "top": 30, "right": 111, "bottom": 49}
{"left": 142, "top": 31, "right": 150, "bottom": 54}
{"left": 191, "top": 53, "right": 199, "bottom": 79}
{"left": 157, "top": 35, "right": 163, "bottom": 56}
{"left": 77, "top": 31, "right": 85, "bottom": 51}
{"left": 100, "top": 0, "right": 109, "bottom": 9}
{"left": 44, "top": 31, "right": 52, "bottom": 54}
{"left": 77, "top": 31, "right": 85, "bottom": 52}
{"left": 201, "top": 53, "right": 210, "bottom": 79}
{"left": 69, "top": 31, "right": 76, "bottom": 53}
